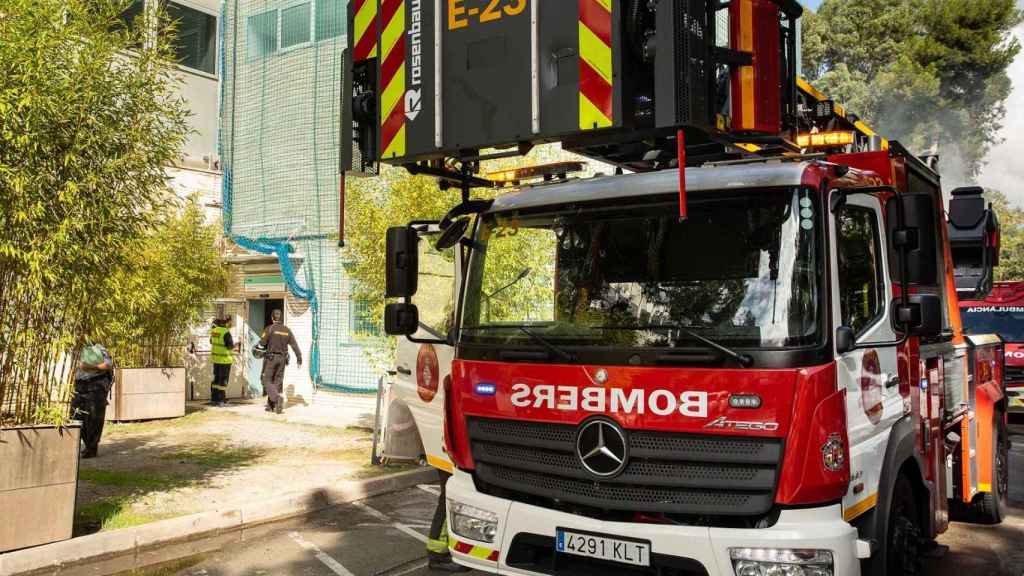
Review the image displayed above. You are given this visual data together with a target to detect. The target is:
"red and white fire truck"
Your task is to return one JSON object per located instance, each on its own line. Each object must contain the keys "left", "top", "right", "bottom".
{"left": 960, "top": 281, "right": 1024, "bottom": 413}
{"left": 345, "top": 1, "right": 1009, "bottom": 574}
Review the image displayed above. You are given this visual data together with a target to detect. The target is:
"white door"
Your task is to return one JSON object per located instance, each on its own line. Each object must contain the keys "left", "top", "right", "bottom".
{"left": 831, "top": 194, "right": 905, "bottom": 521}
{"left": 387, "top": 231, "right": 460, "bottom": 469}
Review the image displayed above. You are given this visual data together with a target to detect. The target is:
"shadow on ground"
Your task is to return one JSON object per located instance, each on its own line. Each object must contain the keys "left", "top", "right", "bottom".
{"left": 75, "top": 408, "right": 270, "bottom": 536}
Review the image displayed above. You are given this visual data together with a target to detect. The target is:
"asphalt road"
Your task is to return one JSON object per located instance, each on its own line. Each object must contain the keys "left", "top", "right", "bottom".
{"left": 75, "top": 430, "right": 1024, "bottom": 576}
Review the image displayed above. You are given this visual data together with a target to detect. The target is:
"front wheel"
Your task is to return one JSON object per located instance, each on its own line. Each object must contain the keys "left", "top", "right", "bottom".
{"left": 975, "top": 417, "right": 1009, "bottom": 524}
{"left": 886, "top": 476, "right": 922, "bottom": 576}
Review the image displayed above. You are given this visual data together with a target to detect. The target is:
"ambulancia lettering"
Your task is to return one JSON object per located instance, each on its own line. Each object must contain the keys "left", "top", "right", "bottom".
{"left": 509, "top": 383, "right": 708, "bottom": 418}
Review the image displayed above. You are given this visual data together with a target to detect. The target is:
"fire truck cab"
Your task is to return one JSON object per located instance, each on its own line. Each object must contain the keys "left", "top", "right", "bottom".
{"left": 381, "top": 146, "right": 1007, "bottom": 576}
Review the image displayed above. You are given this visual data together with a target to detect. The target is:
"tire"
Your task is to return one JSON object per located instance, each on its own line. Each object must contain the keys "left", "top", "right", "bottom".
{"left": 886, "top": 476, "right": 922, "bottom": 576}
{"left": 975, "top": 417, "right": 1009, "bottom": 524}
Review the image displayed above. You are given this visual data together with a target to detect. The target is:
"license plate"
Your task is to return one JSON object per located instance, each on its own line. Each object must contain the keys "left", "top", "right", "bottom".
{"left": 556, "top": 528, "right": 651, "bottom": 567}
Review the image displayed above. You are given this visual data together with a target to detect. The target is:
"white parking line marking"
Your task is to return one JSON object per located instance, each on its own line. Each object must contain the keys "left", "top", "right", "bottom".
{"left": 417, "top": 484, "right": 441, "bottom": 497}
{"left": 353, "top": 501, "right": 430, "bottom": 545}
{"left": 289, "top": 531, "right": 357, "bottom": 576}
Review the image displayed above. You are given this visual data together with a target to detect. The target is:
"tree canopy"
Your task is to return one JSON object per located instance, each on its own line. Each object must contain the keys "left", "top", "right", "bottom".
{"left": 802, "top": 0, "right": 1021, "bottom": 178}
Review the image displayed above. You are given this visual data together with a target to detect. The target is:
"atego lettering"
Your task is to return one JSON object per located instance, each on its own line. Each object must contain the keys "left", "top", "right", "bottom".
{"left": 405, "top": 0, "right": 423, "bottom": 122}
{"left": 509, "top": 383, "right": 708, "bottom": 418}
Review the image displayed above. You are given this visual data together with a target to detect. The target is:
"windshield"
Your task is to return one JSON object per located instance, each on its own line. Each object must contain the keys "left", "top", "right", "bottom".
{"left": 961, "top": 306, "right": 1024, "bottom": 342}
{"left": 461, "top": 188, "right": 822, "bottom": 350}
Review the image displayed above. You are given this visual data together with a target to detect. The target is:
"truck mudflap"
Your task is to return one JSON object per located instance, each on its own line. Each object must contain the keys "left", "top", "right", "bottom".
{"left": 445, "top": 470, "right": 863, "bottom": 576}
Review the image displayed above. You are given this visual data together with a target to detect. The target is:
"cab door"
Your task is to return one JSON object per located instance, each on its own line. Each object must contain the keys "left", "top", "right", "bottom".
{"left": 385, "top": 230, "right": 460, "bottom": 470}
{"left": 831, "top": 194, "right": 904, "bottom": 522}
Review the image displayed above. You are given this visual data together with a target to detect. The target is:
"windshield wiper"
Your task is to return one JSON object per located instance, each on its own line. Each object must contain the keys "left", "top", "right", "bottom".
{"left": 518, "top": 326, "right": 576, "bottom": 363}
{"left": 599, "top": 324, "right": 754, "bottom": 367}
{"left": 462, "top": 324, "right": 575, "bottom": 362}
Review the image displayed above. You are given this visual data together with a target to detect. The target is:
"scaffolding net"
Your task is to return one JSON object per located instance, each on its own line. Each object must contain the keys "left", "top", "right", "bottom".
{"left": 220, "top": 0, "right": 379, "bottom": 393}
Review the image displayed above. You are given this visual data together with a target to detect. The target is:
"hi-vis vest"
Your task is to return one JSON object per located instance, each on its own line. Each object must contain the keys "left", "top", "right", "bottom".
{"left": 210, "top": 326, "right": 233, "bottom": 365}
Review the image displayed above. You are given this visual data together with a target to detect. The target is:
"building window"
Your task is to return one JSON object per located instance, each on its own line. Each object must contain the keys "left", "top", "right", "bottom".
{"left": 116, "top": 0, "right": 146, "bottom": 31}
{"left": 165, "top": 2, "right": 217, "bottom": 75}
{"left": 315, "top": 0, "right": 345, "bottom": 41}
{"left": 248, "top": 10, "right": 278, "bottom": 59}
{"left": 281, "top": 3, "right": 312, "bottom": 49}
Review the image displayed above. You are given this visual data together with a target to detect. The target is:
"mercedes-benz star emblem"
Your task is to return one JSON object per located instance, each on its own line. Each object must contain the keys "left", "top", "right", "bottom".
{"left": 576, "top": 419, "right": 628, "bottom": 477}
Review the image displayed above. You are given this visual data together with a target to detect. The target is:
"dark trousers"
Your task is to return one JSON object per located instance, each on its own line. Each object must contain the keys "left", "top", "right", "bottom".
{"left": 71, "top": 378, "right": 110, "bottom": 453}
{"left": 261, "top": 354, "right": 287, "bottom": 409}
{"left": 428, "top": 470, "right": 452, "bottom": 558}
{"left": 212, "top": 363, "right": 231, "bottom": 403}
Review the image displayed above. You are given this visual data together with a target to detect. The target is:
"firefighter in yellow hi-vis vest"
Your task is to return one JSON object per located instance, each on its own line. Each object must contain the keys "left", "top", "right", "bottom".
{"left": 209, "top": 316, "right": 234, "bottom": 406}
{"left": 427, "top": 471, "right": 470, "bottom": 572}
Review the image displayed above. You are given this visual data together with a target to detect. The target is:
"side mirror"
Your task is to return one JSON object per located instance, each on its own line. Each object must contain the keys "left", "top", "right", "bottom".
{"left": 836, "top": 326, "right": 856, "bottom": 354}
{"left": 384, "top": 303, "right": 419, "bottom": 336}
{"left": 887, "top": 193, "right": 938, "bottom": 285}
{"left": 386, "top": 226, "right": 419, "bottom": 298}
{"left": 896, "top": 293, "right": 942, "bottom": 338}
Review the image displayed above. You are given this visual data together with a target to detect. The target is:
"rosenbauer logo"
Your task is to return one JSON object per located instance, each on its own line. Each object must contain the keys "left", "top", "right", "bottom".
{"left": 509, "top": 383, "right": 708, "bottom": 417}
{"left": 404, "top": 0, "right": 423, "bottom": 122}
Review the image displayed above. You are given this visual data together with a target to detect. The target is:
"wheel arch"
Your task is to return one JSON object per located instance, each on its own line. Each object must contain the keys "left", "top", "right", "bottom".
{"left": 855, "top": 415, "right": 930, "bottom": 573}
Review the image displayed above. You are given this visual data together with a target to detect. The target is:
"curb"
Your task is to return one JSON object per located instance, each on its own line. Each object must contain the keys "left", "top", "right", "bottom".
{"left": 0, "top": 467, "right": 439, "bottom": 576}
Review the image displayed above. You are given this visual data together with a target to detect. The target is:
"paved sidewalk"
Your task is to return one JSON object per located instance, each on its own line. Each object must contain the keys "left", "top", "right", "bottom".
{"left": 73, "top": 397, "right": 405, "bottom": 537}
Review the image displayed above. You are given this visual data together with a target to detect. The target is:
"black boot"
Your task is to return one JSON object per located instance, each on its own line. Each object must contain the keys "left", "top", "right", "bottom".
{"left": 81, "top": 446, "right": 98, "bottom": 459}
{"left": 427, "top": 553, "right": 470, "bottom": 572}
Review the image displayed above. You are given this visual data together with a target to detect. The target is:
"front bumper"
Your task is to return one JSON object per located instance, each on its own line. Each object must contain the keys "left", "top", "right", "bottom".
{"left": 445, "top": 469, "right": 862, "bottom": 576}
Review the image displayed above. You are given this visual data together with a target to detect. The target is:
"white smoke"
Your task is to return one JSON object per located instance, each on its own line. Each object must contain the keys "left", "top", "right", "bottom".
{"left": 978, "top": 24, "right": 1024, "bottom": 205}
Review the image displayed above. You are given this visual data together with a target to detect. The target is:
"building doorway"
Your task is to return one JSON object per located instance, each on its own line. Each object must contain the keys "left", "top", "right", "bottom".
{"left": 248, "top": 298, "right": 285, "bottom": 335}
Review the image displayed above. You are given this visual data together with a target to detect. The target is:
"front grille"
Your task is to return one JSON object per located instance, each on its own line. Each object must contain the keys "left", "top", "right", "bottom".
{"left": 467, "top": 417, "right": 783, "bottom": 517}
{"left": 506, "top": 533, "right": 709, "bottom": 576}
{"left": 1005, "top": 366, "right": 1024, "bottom": 382}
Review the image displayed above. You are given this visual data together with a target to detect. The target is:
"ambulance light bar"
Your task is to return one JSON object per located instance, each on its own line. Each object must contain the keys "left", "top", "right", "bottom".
{"left": 488, "top": 162, "right": 585, "bottom": 185}
{"left": 797, "top": 131, "right": 856, "bottom": 148}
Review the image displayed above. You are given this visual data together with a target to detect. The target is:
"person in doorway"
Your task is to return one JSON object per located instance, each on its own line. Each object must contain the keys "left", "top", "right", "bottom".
{"left": 209, "top": 316, "right": 234, "bottom": 407}
{"left": 427, "top": 471, "right": 470, "bottom": 572}
{"left": 258, "top": 309, "right": 301, "bottom": 414}
{"left": 71, "top": 343, "right": 114, "bottom": 459}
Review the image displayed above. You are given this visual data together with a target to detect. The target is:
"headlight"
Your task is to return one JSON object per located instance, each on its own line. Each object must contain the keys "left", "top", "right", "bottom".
{"left": 730, "top": 548, "right": 834, "bottom": 576}
{"left": 449, "top": 500, "right": 499, "bottom": 543}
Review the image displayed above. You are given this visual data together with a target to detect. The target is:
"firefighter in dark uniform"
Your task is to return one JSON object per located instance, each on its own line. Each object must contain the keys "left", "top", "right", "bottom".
{"left": 258, "top": 309, "right": 301, "bottom": 414}
{"left": 427, "top": 470, "right": 470, "bottom": 572}
{"left": 71, "top": 344, "right": 114, "bottom": 459}
{"left": 209, "top": 316, "right": 234, "bottom": 406}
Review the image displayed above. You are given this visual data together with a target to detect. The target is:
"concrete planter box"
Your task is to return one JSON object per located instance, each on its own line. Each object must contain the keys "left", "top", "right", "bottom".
{"left": 106, "top": 367, "right": 186, "bottom": 422}
{"left": 0, "top": 425, "right": 80, "bottom": 553}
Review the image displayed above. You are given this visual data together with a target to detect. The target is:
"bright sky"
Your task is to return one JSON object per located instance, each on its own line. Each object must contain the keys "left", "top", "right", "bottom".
{"left": 978, "top": 25, "right": 1024, "bottom": 205}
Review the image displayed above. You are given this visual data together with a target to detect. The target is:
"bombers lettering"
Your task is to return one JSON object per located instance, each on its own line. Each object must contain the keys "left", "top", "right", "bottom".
{"left": 509, "top": 383, "right": 708, "bottom": 417}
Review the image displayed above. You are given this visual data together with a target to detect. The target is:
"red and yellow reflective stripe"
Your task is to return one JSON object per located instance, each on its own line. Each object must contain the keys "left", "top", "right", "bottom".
{"left": 352, "top": 0, "right": 378, "bottom": 61}
{"left": 451, "top": 539, "right": 500, "bottom": 562}
{"left": 379, "top": 0, "right": 406, "bottom": 159}
{"left": 578, "top": 0, "right": 613, "bottom": 130}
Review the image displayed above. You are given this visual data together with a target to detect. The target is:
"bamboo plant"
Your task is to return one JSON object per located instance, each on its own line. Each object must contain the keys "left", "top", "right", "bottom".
{"left": 0, "top": 0, "right": 190, "bottom": 427}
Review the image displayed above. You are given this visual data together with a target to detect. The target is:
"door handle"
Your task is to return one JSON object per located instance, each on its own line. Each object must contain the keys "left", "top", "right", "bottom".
{"left": 885, "top": 374, "right": 900, "bottom": 389}
{"left": 396, "top": 366, "right": 412, "bottom": 376}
